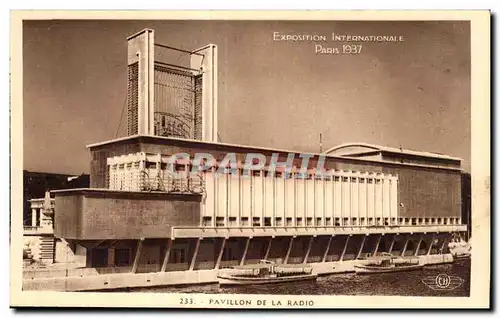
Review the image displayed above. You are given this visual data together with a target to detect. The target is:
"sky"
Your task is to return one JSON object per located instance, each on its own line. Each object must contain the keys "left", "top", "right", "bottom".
{"left": 23, "top": 20, "right": 471, "bottom": 174}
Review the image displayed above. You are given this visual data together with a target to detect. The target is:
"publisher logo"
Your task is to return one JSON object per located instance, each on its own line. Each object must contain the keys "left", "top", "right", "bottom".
{"left": 422, "top": 274, "right": 464, "bottom": 291}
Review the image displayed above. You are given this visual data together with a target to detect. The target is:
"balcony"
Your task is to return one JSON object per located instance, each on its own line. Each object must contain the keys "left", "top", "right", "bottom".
{"left": 171, "top": 224, "right": 468, "bottom": 239}
{"left": 23, "top": 226, "right": 53, "bottom": 236}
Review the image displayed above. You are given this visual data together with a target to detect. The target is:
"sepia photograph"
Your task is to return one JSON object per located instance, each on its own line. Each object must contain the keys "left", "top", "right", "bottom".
{"left": 10, "top": 10, "right": 490, "bottom": 308}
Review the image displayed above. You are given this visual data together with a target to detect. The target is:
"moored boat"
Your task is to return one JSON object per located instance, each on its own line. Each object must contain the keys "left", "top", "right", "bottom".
{"left": 449, "top": 237, "right": 471, "bottom": 260}
{"left": 217, "top": 260, "right": 318, "bottom": 286}
{"left": 354, "top": 256, "right": 423, "bottom": 274}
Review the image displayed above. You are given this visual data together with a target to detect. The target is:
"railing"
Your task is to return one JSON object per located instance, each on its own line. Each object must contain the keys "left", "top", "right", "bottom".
{"left": 23, "top": 226, "right": 53, "bottom": 235}
{"left": 140, "top": 172, "right": 204, "bottom": 194}
{"left": 171, "top": 224, "right": 468, "bottom": 239}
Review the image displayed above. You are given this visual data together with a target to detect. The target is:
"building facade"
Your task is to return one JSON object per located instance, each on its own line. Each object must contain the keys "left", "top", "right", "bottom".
{"left": 51, "top": 29, "right": 467, "bottom": 276}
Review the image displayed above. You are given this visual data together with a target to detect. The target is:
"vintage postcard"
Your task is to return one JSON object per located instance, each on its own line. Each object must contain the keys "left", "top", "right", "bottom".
{"left": 10, "top": 10, "right": 490, "bottom": 308}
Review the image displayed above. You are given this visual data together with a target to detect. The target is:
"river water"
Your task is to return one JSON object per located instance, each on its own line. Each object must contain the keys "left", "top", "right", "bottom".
{"left": 133, "top": 258, "right": 470, "bottom": 297}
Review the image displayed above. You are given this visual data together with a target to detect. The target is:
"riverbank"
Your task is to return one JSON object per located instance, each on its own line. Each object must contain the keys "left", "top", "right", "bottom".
{"left": 22, "top": 254, "right": 453, "bottom": 292}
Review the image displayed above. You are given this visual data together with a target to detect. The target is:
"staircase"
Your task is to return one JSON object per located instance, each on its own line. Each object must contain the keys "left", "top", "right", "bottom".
{"left": 39, "top": 236, "right": 55, "bottom": 264}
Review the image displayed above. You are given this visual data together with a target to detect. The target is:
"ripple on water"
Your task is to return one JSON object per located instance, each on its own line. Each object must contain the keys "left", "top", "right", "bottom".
{"left": 128, "top": 259, "right": 470, "bottom": 297}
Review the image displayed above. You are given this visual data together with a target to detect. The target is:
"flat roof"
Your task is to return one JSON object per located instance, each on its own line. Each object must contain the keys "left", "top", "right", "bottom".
{"left": 325, "top": 142, "right": 462, "bottom": 162}
{"left": 86, "top": 135, "right": 463, "bottom": 172}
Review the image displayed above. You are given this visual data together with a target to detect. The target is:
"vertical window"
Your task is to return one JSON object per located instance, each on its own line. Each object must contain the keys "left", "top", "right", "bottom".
{"left": 325, "top": 217, "right": 332, "bottom": 226}
{"left": 286, "top": 217, "right": 293, "bottom": 227}
{"left": 316, "top": 217, "right": 322, "bottom": 226}
{"left": 306, "top": 218, "right": 313, "bottom": 226}
{"left": 241, "top": 217, "right": 249, "bottom": 226}
{"left": 252, "top": 217, "right": 260, "bottom": 227}
{"left": 215, "top": 217, "right": 225, "bottom": 227}
{"left": 228, "top": 217, "right": 237, "bottom": 227}
{"left": 334, "top": 218, "right": 340, "bottom": 226}
{"left": 172, "top": 248, "right": 186, "bottom": 263}
{"left": 91, "top": 249, "right": 108, "bottom": 268}
{"left": 202, "top": 216, "right": 212, "bottom": 226}
{"left": 115, "top": 248, "right": 132, "bottom": 267}
{"left": 296, "top": 218, "right": 303, "bottom": 226}
{"left": 275, "top": 217, "right": 283, "bottom": 226}
{"left": 264, "top": 217, "right": 272, "bottom": 227}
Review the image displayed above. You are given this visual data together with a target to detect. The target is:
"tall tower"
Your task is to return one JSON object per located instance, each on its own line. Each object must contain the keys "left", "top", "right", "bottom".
{"left": 190, "top": 44, "right": 218, "bottom": 143}
{"left": 126, "top": 29, "right": 155, "bottom": 136}
{"left": 126, "top": 28, "right": 218, "bottom": 142}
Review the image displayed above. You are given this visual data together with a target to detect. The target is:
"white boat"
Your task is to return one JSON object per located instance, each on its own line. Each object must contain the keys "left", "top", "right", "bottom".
{"left": 217, "top": 260, "right": 318, "bottom": 286}
{"left": 355, "top": 256, "right": 423, "bottom": 274}
{"left": 448, "top": 237, "right": 471, "bottom": 259}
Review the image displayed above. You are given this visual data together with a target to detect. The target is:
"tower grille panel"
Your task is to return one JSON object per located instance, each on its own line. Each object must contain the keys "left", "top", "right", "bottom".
{"left": 154, "top": 64, "right": 200, "bottom": 139}
{"left": 194, "top": 75, "right": 203, "bottom": 140}
{"left": 126, "top": 62, "right": 139, "bottom": 136}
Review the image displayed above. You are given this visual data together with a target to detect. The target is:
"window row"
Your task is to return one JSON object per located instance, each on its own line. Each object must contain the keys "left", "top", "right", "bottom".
{"left": 201, "top": 216, "right": 462, "bottom": 227}
{"left": 108, "top": 162, "right": 392, "bottom": 182}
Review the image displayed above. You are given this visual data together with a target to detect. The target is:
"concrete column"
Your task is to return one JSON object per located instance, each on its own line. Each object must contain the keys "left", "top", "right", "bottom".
{"left": 293, "top": 171, "right": 297, "bottom": 226}
{"left": 401, "top": 238, "right": 409, "bottom": 256}
{"left": 215, "top": 238, "right": 226, "bottom": 269}
{"left": 160, "top": 239, "right": 173, "bottom": 272}
{"left": 189, "top": 238, "right": 202, "bottom": 271}
{"left": 303, "top": 236, "right": 315, "bottom": 264}
{"left": 323, "top": 176, "right": 327, "bottom": 223}
{"left": 284, "top": 236, "right": 295, "bottom": 264}
{"left": 31, "top": 208, "right": 37, "bottom": 227}
{"left": 373, "top": 234, "right": 382, "bottom": 256}
{"left": 322, "top": 235, "right": 334, "bottom": 262}
{"left": 126, "top": 29, "right": 155, "bottom": 136}
{"left": 131, "top": 238, "right": 144, "bottom": 273}
{"left": 380, "top": 178, "right": 384, "bottom": 224}
{"left": 190, "top": 44, "right": 218, "bottom": 142}
{"left": 414, "top": 237, "right": 423, "bottom": 256}
{"left": 264, "top": 237, "right": 273, "bottom": 260}
{"left": 427, "top": 234, "right": 436, "bottom": 255}
{"left": 339, "top": 178, "right": 343, "bottom": 225}
{"left": 237, "top": 164, "right": 242, "bottom": 227}
{"left": 312, "top": 173, "right": 316, "bottom": 225}
{"left": 388, "top": 235, "right": 396, "bottom": 254}
{"left": 340, "top": 236, "right": 350, "bottom": 261}
{"left": 240, "top": 237, "right": 251, "bottom": 266}
{"left": 439, "top": 236, "right": 449, "bottom": 254}
{"left": 356, "top": 235, "right": 367, "bottom": 259}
